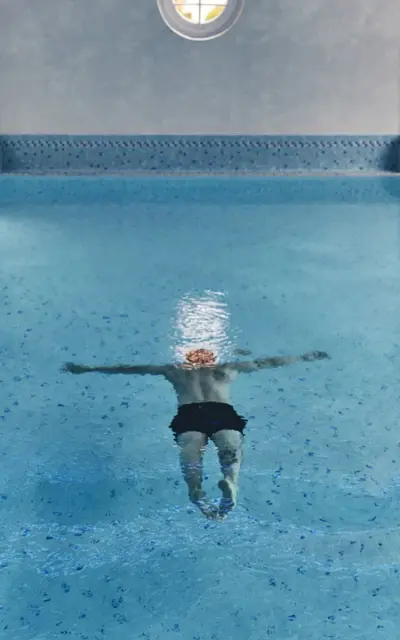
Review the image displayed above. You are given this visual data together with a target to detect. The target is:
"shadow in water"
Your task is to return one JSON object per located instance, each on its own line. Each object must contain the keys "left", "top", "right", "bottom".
{"left": 380, "top": 136, "right": 400, "bottom": 201}
{"left": 382, "top": 136, "right": 400, "bottom": 173}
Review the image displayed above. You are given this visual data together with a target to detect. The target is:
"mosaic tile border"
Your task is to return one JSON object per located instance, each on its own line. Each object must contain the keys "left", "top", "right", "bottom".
{"left": 0, "top": 135, "right": 398, "bottom": 174}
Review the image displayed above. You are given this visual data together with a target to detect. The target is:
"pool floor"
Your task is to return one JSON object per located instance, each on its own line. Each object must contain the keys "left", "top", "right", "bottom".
{"left": 1, "top": 177, "right": 400, "bottom": 639}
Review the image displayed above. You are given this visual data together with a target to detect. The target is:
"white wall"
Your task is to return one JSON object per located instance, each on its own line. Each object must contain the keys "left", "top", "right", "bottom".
{"left": 0, "top": 0, "right": 399, "bottom": 134}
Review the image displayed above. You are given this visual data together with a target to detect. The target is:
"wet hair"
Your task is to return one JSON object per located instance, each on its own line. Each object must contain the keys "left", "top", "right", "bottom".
{"left": 184, "top": 348, "right": 216, "bottom": 365}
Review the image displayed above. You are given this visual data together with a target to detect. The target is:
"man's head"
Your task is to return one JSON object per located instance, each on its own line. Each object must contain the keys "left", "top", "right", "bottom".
{"left": 184, "top": 348, "right": 216, "bottom": 367}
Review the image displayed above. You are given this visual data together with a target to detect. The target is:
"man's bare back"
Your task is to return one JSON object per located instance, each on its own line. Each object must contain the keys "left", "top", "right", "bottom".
{"left": 164, "top": 364, "right": 237, "bottom": 406}
{"left": 62, "top": 348, "right": 330, "bottom": 520}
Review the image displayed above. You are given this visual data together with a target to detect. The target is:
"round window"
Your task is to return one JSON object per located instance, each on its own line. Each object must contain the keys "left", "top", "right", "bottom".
{"left": 158, "top": 0, "right": 245, "bottom": 40}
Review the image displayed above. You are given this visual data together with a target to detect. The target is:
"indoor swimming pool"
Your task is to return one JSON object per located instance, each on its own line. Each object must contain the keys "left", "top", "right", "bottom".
{"left": 1, "top": 174, "right": 400, "bottom": 639}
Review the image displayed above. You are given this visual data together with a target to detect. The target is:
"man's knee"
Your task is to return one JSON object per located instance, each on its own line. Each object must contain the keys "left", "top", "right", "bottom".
{"left": 212, "top": 431, "right": 243, "bottom": 461}
{"left": 219, "top": 446, "right": 241, "bottom": 467}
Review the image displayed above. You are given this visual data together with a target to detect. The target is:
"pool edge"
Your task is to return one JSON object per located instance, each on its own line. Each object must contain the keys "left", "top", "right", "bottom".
{"left": 0, "top": 135, "right": 399, "bottom": 173}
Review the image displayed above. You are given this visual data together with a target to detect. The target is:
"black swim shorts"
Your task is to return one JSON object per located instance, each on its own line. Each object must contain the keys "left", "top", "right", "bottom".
{"left": 169, "top": 402, "right": 247, "bottom": 442}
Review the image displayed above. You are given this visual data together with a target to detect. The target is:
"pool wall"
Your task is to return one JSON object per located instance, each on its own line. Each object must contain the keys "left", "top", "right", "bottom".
{"left": 0, "top": 136, "right": 399, "bottom": 174}
{"left": 0, "top": 0, "right": 398, "bottom": 135}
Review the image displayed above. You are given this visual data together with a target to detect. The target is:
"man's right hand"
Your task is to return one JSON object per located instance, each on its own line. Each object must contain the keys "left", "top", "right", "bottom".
{"left": 61, "top": 362, "right": 91, "bottom": 374}
{"left": 302, "top": 350, "right": 330, "bottom": 362}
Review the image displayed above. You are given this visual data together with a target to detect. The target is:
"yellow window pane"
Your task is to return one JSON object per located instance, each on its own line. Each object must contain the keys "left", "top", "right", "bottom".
{"left": 175, "top": 4, "right": 200, "bottom": 23}
{"left": 204, "top": 6, "right": 225, "bottom": 22}
{"left": 174, "top": 3, "right": 227, "bottom": 24}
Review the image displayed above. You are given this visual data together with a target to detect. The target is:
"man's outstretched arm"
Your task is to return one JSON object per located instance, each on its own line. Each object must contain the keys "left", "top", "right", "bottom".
{"left": 61, "top": 362, "right": 168, "bottom": 376}
{"left": 229, "top": 350, "right": 330, "bottom": 373}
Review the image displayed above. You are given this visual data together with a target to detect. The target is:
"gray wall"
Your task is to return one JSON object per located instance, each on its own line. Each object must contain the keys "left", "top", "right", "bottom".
{"left": 0, "top": 0, "right": 399, "bottom": 135}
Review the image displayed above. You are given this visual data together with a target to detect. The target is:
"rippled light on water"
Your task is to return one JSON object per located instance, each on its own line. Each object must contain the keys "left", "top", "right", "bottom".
{"left": 171, "top": 290, "right": 238, "bottom": 362}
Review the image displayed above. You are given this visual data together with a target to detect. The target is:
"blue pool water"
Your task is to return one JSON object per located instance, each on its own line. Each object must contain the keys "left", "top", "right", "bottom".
{"left": 1, "top": 176, "right": 400, "bottom": 640}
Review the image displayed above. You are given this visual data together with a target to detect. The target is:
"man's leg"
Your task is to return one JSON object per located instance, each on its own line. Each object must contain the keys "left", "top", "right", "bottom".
{"left": 211, "top": 430, "right": 244, "bottom": 517}
{"left": 177, "top": 431, "right": 219, "bottom": 520}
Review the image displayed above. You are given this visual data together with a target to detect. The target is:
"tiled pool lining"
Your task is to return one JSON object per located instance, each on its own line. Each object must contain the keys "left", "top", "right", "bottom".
{"left": 1, "top": 175, "right": 400, "bottom": 206}
{"left": 0, "top": 135, "right": 399, "bottom": 174}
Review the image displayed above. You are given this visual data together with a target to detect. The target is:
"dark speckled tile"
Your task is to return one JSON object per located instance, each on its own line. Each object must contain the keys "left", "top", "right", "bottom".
{"left": 0, "top": 135, "right": 399, "bottom": 174}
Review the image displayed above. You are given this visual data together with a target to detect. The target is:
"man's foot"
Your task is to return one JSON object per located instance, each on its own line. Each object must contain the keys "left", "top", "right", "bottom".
{"left": 189, "top": 489, "right": 220, "bottom": 521}
{"left": 218, "top": 479, "right": 237, "bottom": 518}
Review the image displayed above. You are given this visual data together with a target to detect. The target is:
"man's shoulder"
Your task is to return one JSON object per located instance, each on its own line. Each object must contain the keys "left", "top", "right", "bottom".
{"left": 162, "top": 364, "right": 185, "bottom": 380}
{"left": 162, "top": 363, "right": 237, "bottom": 379}
{"left": 216, "top": 364, "right": 238, "bottom": 380}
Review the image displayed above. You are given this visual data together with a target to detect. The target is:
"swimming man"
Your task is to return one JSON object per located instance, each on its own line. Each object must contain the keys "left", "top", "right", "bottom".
{"left": 62, "top": 347, "right": 330, "bottom": 520}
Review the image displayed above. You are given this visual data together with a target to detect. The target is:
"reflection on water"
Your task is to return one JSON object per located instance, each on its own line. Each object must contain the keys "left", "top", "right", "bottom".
{"left": 171, "top": 290, "right": 238, "bottom": 362}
